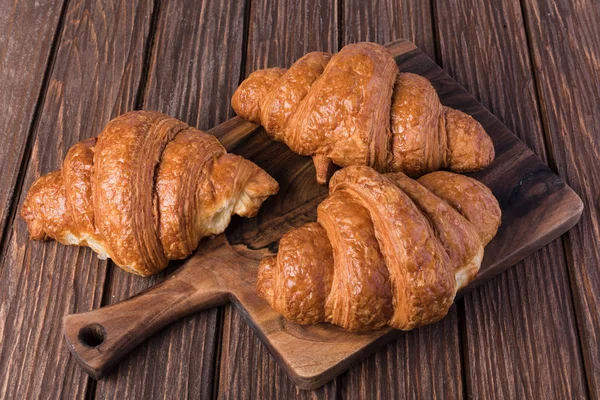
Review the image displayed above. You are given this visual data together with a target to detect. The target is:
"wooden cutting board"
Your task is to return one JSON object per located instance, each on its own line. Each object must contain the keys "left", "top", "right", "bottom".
{"left": 63, "top": 40, "right": 583, "bottom": 390}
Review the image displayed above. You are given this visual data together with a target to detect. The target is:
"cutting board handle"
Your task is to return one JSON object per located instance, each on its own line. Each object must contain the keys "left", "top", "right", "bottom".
{"left": 63, "top": 264, "right": 230, "bottom": 380}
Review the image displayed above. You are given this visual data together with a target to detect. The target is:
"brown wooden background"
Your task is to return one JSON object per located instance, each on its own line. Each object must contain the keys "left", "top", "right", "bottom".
{"left": 0, "top": 0, "right": 598, "bottom": 399}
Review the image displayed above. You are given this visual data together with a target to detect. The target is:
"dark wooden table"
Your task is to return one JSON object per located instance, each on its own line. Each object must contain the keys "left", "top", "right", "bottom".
{"left": 1, "top": 0, "right": 598, "bottom": 398}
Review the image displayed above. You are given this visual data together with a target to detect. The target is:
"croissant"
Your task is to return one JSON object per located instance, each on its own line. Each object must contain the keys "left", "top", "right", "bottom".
{"left": 232, "top": 42, "right": 495, "bottom": 183}
{"left": 21, "top": 111, "right": 279, "bottom": 276}
{"left": 257, "top": 166, "right": 501, "bottom": 331}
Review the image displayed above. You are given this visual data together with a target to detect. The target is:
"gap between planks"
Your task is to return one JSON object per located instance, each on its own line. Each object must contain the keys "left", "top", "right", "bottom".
{"left": 0, "top": 0, "right": 70, "bottom": 271}
{"left": 432, "top": 0, "right": 588, "bottom": 397}
{"left": 5, "top": 0, "right": 586, "bottom": 397}
{"left": 429, "top": 2, "right": 467, "bottom": 397}
{"left": 83, "top": 0, "right": 162, "bottom": 398}
{"left": 209, "top": 1, "right": 255, "bottom": 399}
{"left": 518, "top": 0, "right": 591, "bottom": 396}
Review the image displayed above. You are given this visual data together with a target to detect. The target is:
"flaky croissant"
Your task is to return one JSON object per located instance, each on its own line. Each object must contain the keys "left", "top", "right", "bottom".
{"left": 232, "top": 42, "right": 495, "bottom": 183}
{"left": 21, "top": 111, "right": 279, "bottom": 276}
{"left": 257, "top": 166, "right": 501, "bottom": 331}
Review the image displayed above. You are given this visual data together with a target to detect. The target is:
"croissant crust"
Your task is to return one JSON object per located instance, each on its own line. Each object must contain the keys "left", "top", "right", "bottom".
{"left": 257, "top": 166, "right": 500, "bottom": 331}
{"left": 21, "top": 111, "right": 279, "bottom": 276}
{"left": 232, "top": 42, "right": 495, "bottom": 183}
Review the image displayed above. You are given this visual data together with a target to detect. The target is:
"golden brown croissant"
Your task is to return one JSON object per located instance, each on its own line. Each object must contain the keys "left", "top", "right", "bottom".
{"left": 232, "top": 42, "right": 495, "bottom": 183}
{"left": 21, "top": 111, "right": 279, "bottom": 276}
{"left": 257, "top": 166, "right": 501, "bottom": 331}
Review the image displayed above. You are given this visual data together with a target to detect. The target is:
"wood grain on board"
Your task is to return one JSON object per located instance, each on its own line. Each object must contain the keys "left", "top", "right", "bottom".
{"left": 522, "top": 0, "right": 600, "bottom": 395}
{"left": 93, "top": 1, "right": 247, "bottom": 399}
{"left": 218, "top": 301, "right": 338, "bottom": 400}
{"left": 0, "top": 0, "right": 153, "bottom": 398}
{"left": 434, "top": 0, "right": 587, "bottom": 397}
{"left": 0, "top": 0, "right": 65, "bottom": 241}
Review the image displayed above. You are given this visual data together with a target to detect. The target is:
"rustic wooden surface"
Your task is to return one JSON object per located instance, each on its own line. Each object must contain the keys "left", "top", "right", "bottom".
{"left": 1, "top": 0, "right": 598, "bottom": 399}
{"left": 0, "top": 0, "right": 152, "bottom": 398}
{"left": 59, "top": 36, "right": 583, "bottom": 392}
{"left": 521, "top": 0, "right": 600, "bottom": 396}
{"left": 435, "top": 0, "right": 589, "bottom": 398}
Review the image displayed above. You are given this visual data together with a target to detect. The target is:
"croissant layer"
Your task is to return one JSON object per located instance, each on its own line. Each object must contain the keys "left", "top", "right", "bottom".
{"left": 232, "top": 42, "right": 495, "bottom": 183}
{"left": 21, "top": 111, "right": 279, "bottom": 276}
{"left": 257, "top": 166, "right": 500, "bottom": 331}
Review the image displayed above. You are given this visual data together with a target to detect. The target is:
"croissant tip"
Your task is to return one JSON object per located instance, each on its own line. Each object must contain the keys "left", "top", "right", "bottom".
{"left": 312, "top": 154, "right": 333, "bottom": 184}
{"left": 443, "top": 107, "right": 495, "bottom": 172}
{"left": 316, "top": 174, "right": 327, "bottom": 185}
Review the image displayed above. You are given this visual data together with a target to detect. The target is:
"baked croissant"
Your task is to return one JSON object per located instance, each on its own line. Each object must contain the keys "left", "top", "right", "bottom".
{"left": 21, "top": 111, "right": 279, "bottom": 276}
{"left": 257, "top": 166, "right": 501, "bottom": 331}
{"left": 232, "top": 42, "right": 495, "bottom": 183}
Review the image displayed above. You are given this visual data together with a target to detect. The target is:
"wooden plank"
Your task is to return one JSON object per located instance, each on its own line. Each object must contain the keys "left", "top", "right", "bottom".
{"left": 218, "top": 0, "right": 340, "bottom": 397}
{"left": 0, "top": 0, "right": 65, "bottom": 241}
{"left": 522, "top": 0, "right": 600, "bottom": 395}
{"left": 463, "top": 249, "right": 586, "bottom": 398}
{"left": 93, "top": 1, "right": 248, "bottom": 398}
{"left": 218, "top": 301, "right": 338, "bottom": 399}
{"left": 339, "top": 2, "right": 464, "bottom": 397}
{"left": 0, "top": 0, "right": 153, "bottom": 398}
{"left": 244, "top": 0, "right": 338, "bottom": 76}
{"left": 343, "top": 0, "right": 436, "bottom": 59}
{"left": 338, "top": 306, "right": 463, "bottom": 399}
{"left": 434, "top": 0, "right": 588, "bottom": 398}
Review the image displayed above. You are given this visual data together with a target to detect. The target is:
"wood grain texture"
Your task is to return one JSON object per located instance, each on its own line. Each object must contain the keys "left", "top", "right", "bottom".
{"left": 338, "top": 306, "right": 462, "bottom": 399}
{"left": 2, "top": 3, "right": 594, "bottom": 398}
{"left": 343, "top": 0, "right": 436, "bottom": 60}
{"left": 218, "top": 0, "right": 340, "bottom": 397}
{"left": 522, "top": 0, "right": 600, "bottom": 395}
{"left": 93, "top": 1, "right": 247, "bottom": 399}
{"left": 0, "top": 0, "right": 153, "bottom": 398}
{"left": 0, "top": 0, "right": 65, "bottom": 240}
{"left": 463, "top": 247, "right": 585, "bottom": 398}
{"left": 245, "top": 0, "right": 338, "bottom": 75}
{"left": 434, "top": 0, "right": 587, "bottom": 397}
{"left": 218, "top": 305, "right": 338, "bottom": 400}
{"left": 339, "top": 2, "right": 464, "bottom": 397}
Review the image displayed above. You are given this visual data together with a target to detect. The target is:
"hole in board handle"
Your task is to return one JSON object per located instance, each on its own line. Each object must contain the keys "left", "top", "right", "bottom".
{"left": 78, "top": 324, "right": 106, "bottom": 348}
